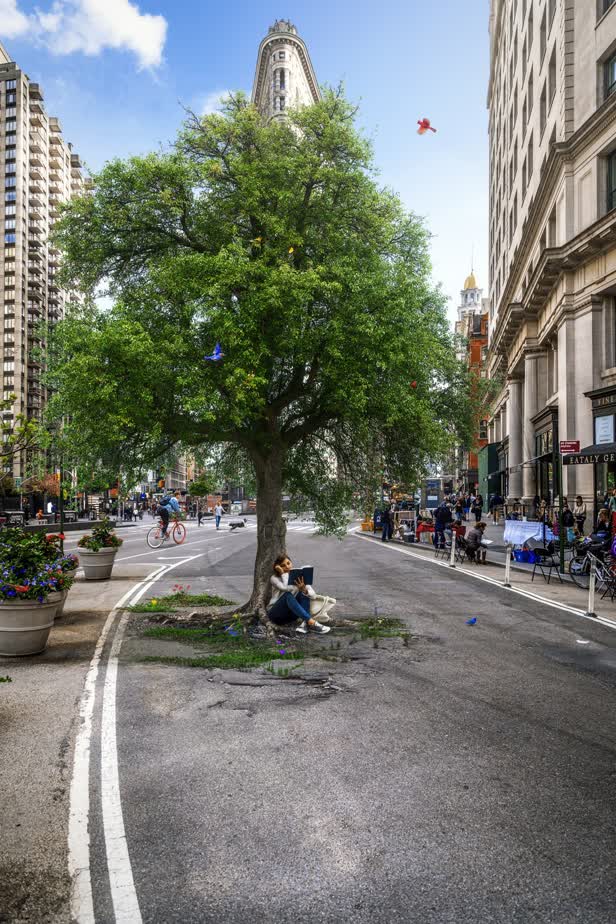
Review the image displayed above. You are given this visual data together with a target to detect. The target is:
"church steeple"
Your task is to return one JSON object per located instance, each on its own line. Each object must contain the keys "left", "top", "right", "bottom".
{"left": 458, "top": 270, "right": 483, "bottom": 321}
{"left": 251, "top": 20, "right": 321, "bottom": 121}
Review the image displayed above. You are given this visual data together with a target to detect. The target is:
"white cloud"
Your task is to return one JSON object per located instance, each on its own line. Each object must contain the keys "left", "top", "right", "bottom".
{"left": 0, "top": 0, "right": 167, "bottom": 70}
{"left": 0, "top": 0, "right": 29, "bottom": 37}
{"left": 197, "top": 89, "right": 232, "bottom": 116}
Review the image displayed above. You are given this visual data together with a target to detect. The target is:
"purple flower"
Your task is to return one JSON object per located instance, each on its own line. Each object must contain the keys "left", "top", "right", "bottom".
{"left": 278, "top": 649, "right": 286, "bottom": 655}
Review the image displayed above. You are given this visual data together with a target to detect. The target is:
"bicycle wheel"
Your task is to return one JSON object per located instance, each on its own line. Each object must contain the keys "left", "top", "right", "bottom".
{"left": 172, "top": 522, "right": 187, "bottom": 545}
{"left": 147, "top": 526, "right": 164, "bottom": 549}
{"left": 568, "top": 555, "right": 590, "bottom": 589}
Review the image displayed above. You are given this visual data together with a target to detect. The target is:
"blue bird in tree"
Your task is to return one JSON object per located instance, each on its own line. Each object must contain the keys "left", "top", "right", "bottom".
{"left": 205, "top": 342, "right": 224, "bottom": 362}
{"left": 465, "top": 617, "right": 478, "bottom": 625}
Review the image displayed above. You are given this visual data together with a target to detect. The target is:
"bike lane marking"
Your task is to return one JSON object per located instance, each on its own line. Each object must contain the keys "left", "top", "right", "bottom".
{"left": 353, "top": 531, "right": 616, "bottom": 632}
{"left": 67, "top": 564, "right": 167, "bottom": 923}
{"left": 100, "top": 553, "right": 208, "bottom": 923}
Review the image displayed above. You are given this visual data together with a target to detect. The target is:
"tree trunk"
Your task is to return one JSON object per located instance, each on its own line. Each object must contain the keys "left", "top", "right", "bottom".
{"left": 244, "top": 449, "right": 287, "bottom": 620}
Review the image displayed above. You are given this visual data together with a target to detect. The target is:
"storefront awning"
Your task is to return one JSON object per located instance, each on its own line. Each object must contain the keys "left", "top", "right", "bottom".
{"left": 562, "top": 443, "right": 616, "bottom": 465}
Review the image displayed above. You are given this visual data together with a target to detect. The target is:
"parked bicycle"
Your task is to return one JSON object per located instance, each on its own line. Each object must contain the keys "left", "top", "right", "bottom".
{"left": 568, "top": 539, "right": 615, "bottom": 592}
{"left": 146, "top": 513, "right": 187, "bottom": 549}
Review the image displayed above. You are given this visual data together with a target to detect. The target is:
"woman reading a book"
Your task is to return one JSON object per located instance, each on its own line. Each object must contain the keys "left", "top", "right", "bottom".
{"left": 268, "top": 554, "right": 331, "bottom": 635}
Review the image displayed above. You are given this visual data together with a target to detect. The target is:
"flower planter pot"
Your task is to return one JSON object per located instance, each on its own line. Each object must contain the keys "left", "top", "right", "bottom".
{"left": 78, "top": 547, "right": 118, "bottom": 581}
{"left": 49, "top": 589, "right": 70, "bottom": 620}
{"left": 0, "top": 598, "right": 57, "bottom": 656}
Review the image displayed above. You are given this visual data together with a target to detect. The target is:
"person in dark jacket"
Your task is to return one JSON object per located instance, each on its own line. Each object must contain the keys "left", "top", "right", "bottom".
{"left": 381, "top": 504, "right": 395, "bottom": 542}
{"left": 434, "top": 503, "right": 453, "bottom": 549}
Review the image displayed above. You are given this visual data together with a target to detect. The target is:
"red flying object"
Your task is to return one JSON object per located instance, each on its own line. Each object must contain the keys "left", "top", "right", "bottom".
{"left": 417, "top": 118, "right": 437, "bottom": 135}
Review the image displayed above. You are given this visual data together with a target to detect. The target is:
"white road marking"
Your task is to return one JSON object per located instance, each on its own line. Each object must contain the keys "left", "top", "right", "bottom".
{"left": 67, "top": 563, "right": 167, "bottom": 924}
{"left": 353, "top": 531, "right": 616, "bottom": 632}
{"left": 100, "top": 554, "right": 207, "bottom": 923}
{"left": 68, "top": 552, "right": 208, "bottom": 922}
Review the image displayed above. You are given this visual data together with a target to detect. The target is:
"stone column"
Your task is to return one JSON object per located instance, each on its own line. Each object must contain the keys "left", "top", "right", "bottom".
{"left": 507, "top": 378, "right": 523, "bottom": 501}
{"left": 522, "top": 353, "right": 541, "bottom": 503}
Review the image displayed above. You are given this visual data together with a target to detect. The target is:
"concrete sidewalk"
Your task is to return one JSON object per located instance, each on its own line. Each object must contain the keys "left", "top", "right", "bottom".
{"left": 0, "top": 566, "right": 150, "bottom": 923}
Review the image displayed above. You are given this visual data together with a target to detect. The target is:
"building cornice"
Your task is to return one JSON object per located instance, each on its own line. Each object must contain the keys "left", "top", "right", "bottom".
{"left": 251, "top": 30, "right": 321, "bottom": 110}
{"left": 490, "top": 91, "right": 616, "bottom": 356}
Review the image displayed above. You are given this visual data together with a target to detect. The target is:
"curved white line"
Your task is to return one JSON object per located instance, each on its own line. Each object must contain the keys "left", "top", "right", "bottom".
{"left": 67, "top": 564, "right": 167, "bottom": 923}
{"left": 100, "top": 554, "right": 206, "bottom": 922}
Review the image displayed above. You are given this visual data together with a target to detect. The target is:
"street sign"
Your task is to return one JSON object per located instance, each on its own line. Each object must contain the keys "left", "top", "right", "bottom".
{"left": 14, "top": 477, "right": 22, "bottom": 488}
{"left": 560, "top": 440, "right": 580, "bottom": 454}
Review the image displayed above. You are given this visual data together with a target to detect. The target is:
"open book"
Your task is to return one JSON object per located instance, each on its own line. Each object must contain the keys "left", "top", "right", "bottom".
{"left": 288, "top": 566, "right": 314, "bottom": 586}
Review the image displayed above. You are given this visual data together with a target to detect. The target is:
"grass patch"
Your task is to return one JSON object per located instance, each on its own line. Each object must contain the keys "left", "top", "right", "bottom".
{"left": 0, "top": 675, "right": 12, "bottom": 683}
{"left": 359, "top": 616, "right": 409, "bottom": 640}
{"left": 127, "top": 591, "right": 235, "bottom": 613}
{"left": 142, "top": 649, "right": 305, "bottom": 671}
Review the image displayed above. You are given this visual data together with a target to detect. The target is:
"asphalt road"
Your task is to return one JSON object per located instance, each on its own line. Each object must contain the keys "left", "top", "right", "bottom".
{"left": 74, "top": 518, "right": 616, "bottom": 923}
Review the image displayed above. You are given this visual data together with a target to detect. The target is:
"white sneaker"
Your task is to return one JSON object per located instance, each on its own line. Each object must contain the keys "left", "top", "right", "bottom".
{"left": 309, "top": 621, "right": 331, "bottom": 634}
{"left": 296, "top": 624, "right": 308, "bottom": 635}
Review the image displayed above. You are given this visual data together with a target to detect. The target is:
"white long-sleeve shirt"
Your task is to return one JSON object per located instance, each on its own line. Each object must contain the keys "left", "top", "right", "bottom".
{"left": 269, "top": 572, "right": 316, "bottom": 610}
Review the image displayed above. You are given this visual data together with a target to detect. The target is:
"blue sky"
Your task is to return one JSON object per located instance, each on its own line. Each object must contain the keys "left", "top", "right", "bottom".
{"left": 1, "top": 0, "right": 490, "bottom": 320}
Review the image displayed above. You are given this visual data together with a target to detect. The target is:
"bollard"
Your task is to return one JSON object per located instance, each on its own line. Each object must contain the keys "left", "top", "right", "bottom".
{"left": 449, "top": 532, "right": 456, "bottom": 568}
{"left": 504, "top": 544, "right": 512, "bottom": 588}
{"left": 586, "top": 559, "right": 597, "bottom": 618}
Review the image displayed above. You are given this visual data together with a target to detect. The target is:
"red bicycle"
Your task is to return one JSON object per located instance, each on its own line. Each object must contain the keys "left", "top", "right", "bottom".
{"left": 146, "top": 513, "right": 187, "bottom": 549}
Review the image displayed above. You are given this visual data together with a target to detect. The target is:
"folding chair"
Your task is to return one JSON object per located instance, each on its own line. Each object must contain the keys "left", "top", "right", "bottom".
{"left": 527, "top": 539, "right": 562, "bottom": 584}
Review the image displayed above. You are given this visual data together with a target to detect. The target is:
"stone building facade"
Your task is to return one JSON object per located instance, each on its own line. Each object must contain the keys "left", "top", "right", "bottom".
{"left": 0, "top": 42, "right": 87, "bottom": 479}
{"left": 251, "top": 19, "right": 321, "bottom": 120}
{"left": 486, "top": 0, "right": 616, "bottom": 513}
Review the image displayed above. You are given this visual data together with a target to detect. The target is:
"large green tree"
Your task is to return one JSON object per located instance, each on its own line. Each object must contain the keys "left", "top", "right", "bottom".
{"left": 50, "top": 91, "right": 472, "bottom": 614}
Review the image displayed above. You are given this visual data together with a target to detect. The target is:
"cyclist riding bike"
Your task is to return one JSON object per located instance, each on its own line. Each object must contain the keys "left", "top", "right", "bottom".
{"left": 157, "top": 491, "right": 181, "bottom": 541}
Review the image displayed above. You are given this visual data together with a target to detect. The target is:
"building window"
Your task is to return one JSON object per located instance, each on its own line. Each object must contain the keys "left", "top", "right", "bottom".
{"left": 4, "top": 192, "right": 16, "bottom": 202}
{"left": 4, "top": 233, "right": 15, "bottom": 244}
{"left": 479, "top": 420, "right": 488, "bottom": 441}
{"left": 5, "top": 162, "right": 15, "bottom": 173}
{"left": 279, "top": 51, "right": 286, "bottom": 60}
{"left": 548, "top": 48, "right": 557, "bottom": 107}
{"left": 4, "top": 108, "right": 15, "bottom": 118}
{"left": 608, "top": 151, "right": 616, "bottom": 212}
{"left": 5, "top": 80, "right": 16, "bottom": 90}
{"left": 540, "top": 81, "right": 547, "bottom": 136}
{"left": 4, "top": 121, "right": 16, "bottom": 133}
{"left": 606, "top": 53, "right": 616, "bottom": 99}
{"left": 540, "top": 9, "right": 547, "bottom": 61}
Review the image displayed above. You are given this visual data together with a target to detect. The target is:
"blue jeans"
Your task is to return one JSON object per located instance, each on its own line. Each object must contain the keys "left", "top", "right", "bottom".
{"left": 215, "top": 515, "right": 221, "bottom": 529}
{"left": 268, "top": 591, "right": 311, "bottom": 625}
{"left": 381, "top": 522, "right": 393, "bottom": 542}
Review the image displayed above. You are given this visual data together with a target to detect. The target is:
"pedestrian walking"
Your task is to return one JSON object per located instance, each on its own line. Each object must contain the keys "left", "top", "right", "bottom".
{"left": 490, "top": 492, "right": 504, "bottom": 525}
{"left": 573, "top": 496, "right": 587, "bottom": 534}
{"left": 197, "top": 506, "right": 203, "bottom": 527}
{"left": 472, "top": 493, "right": 484, "bottom": 523}
{"left": 454, "top": 498, "right": 464, "bottom": 525}
{"left": 214, "top": 501, "right": 224, "bottom": 530}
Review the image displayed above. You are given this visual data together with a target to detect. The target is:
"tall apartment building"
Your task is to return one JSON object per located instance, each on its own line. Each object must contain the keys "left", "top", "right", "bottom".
{"left": 0, "top": 42, "right": 87, "bottom": 479}
{"left": 486, "top": 0, "right": 616, "bottom": 515}
{"left": 252, "top": 19, "right": 321, "bottom": 119}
